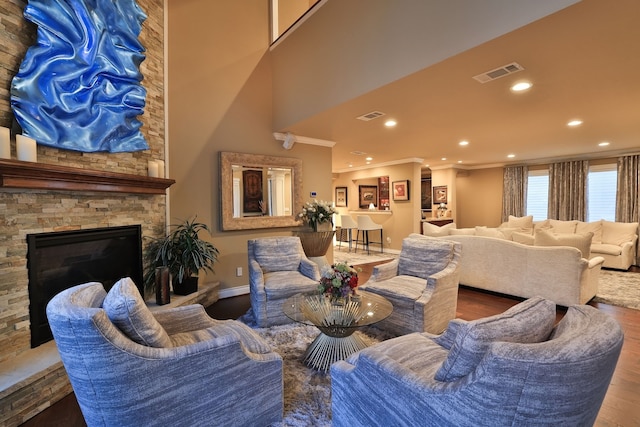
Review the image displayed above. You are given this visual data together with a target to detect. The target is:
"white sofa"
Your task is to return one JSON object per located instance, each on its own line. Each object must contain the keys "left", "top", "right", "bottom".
{"left": 437, "top": 234, "right": 605, "bottom": 306}
{"left": 422, "top": 217, "right": 639, "bottom": 270}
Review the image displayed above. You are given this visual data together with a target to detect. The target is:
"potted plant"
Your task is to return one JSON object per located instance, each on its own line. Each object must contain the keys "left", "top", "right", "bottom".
{"left": 144, "top": 217, "right": 219, "bottom": 296}
{"left": 296, "top": 200, "right": 337, "bottom": 258}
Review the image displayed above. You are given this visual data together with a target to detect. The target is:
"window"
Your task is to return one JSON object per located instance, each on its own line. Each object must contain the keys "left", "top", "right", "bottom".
{"left": 526, "top": 170, "right": 549, "bottom": 221}
{"left": 587, "top": 164, "right": 617, "bottom": 221}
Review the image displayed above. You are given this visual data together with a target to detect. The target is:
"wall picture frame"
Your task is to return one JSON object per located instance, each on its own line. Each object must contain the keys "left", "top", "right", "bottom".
{"left": 358, "top": 185, "right": 378, "bottom": 209}
{"left": 392, "top": 180, "right": 410, "bottom": 201}
{"left": 433, "top": 185, "right": 448, "bottom": 204}
{"left": 335, "top": 186, "right": 347, "bottom": 207}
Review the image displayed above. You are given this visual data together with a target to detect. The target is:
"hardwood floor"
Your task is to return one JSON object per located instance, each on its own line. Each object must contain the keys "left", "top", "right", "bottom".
{"left": 20, "top": 263, "right": 640, "bottom": 426}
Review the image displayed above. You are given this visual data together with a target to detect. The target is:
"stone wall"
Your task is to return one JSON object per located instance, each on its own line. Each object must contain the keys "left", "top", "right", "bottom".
{"left": 0, "top": 0, "right": 165, "bottom": 423}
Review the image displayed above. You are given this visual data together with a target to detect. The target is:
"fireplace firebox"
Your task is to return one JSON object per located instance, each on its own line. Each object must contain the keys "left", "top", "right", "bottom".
{"left": 27, "top": 225, "right": 144, "bottom": 348}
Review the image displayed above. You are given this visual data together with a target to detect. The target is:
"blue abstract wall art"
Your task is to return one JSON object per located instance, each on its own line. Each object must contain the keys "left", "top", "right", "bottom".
{"left": 10, "top": 0, "right": 149, "bottom": 153}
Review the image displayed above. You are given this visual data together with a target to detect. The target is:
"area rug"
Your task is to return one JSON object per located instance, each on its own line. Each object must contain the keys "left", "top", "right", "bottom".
{"left": 240, "top": 312, "right": 391, "bottom": 427}
{"left": 592, "top": 269, "right": 640, "bottom": 310}
{"left": 333, "top": 245, "right": 397, "bottom": 266}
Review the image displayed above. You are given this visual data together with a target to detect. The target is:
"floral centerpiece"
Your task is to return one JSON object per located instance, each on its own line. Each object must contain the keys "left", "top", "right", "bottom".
{"left": 298, "top": 199, "right": 337, "bottom": 232}
{"left": 318, "top": 262, "right": 360, "bottom": 299}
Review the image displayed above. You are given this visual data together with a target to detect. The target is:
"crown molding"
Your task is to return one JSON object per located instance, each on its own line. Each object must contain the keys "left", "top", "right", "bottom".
{"left": 333, "top": 157, "right": 423, "bottom": 173}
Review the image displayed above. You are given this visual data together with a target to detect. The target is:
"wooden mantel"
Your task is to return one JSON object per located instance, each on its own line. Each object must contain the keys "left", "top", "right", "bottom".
{"left": 0, "top": 159, "right": 175, "bottom": 195}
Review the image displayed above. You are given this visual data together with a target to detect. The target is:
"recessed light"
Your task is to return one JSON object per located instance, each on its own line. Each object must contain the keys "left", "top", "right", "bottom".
{"left": 567, "top": 119, "right": 583, "bottom": 127}
{"left": 457, "top": 160, "right": 463, "bottom": 164}
{"left": 348, "top": 164, "right": 353, "bottom": 168}
{"left": 507, "top": 154, "right": 516, "bottom": 158}
{"left": 441, "top": 157, "right": 447, "bottom": 161}
{"left": 459, "top": 140, "right": 469, "bottom": 146}
{"left": 598, "top": 141, "right": 610, "bottom": 147}
{"left": 384, "top": 120, "right": 397, "bottom": 127}
{"left": 365, "top": 156, "right": 373, "bottom": 161}
{"left": 511, "top": 81, "right": 532, "bottom": 92}
{"left": 366, "top": 161, "right": 371, "bottom": 165}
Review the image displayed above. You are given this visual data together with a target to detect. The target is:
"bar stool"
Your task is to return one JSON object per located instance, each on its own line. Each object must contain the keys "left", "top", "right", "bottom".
{"left": 338, "top": 215, "right": 358, "bottom": 252}
{"left": 356, "top": 215, "right": 383, "bottom": 255}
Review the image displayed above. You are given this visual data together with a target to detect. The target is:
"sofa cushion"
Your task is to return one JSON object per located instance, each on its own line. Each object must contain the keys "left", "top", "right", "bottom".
{"left": 422, "top": 221, "right": 456, "bottom": 237}
{"left": 549, "top": 219, "right": 578, "bottom": 234}
{"left": 103, "top": 277, "right": 172, "bottom": 348}
{"left": 512, "top": 231, "right": 534, "bottom": 245}
{"left": 576, "top": 220, "right": 603, "bottom": 244}
{"left": 601, "top": 220, "right": 638, "bottom": 246}
{"left": 434, "top": 297, "right": 556, "bottom": 382}
{"left": 534, "top": 229, "right": 593, "bottom": 258}
{"left": 263, "top": 271, "right": 318, "bottom": 298}
{"left": 449, "top": 227, "right": 476, "bottom": 236}
{"left": 507, "top": 215, "right": 533, "bottom": 233}
{"left": 533, "top": 219, "right": 552, "bottom": 233}
{"left": 254, "top": 238, "right": 301, "bottom": 272}
{"left": 590, "top": 243, "right": 623, "bottom": 256}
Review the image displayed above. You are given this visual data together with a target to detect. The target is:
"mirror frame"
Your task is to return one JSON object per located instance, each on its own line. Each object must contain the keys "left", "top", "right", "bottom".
{"left": 220, "top": 151, "right": 303, "bottom": 230}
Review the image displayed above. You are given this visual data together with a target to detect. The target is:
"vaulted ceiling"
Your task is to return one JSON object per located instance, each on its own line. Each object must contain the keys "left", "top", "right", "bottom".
{"left": 279, "top": 0, "right": 639, "bottom": 172}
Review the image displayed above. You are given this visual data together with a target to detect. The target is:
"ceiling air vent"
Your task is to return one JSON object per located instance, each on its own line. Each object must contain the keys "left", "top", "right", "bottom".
{"left": 350, "top": 150, "right": 367, "bottom": 156}
{"left": 472, "top": 62, "right": 524, "bottom": 83}
{"left": 356, "top": 111, "right": 385, "bottom": 121}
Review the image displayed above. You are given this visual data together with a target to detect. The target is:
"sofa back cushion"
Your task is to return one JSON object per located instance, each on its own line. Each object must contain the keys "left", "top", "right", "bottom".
{"left": 253, "top": 237, "right": 302, "bottom": 272}
{"left": 576, "top": 220, "right": 603, "bottom": 244}
{"left": 601, "top": 220, "right": 639, "bottom": 246}
{"left": 507, "top": 215, "right": 533, "bottom": 233}
{"left": 512, "top": 231, "right": 534, "bottom": 245}
{"left": 103, "top": 277, "right": 172, "bottom": 347}
{"left": 534, "top": 229, "right": 593, "bottom": 258}
{"left": 549, "top": 219, "right": 578, "bottom": 234}
{"left": 399, "top": 236, "right": 454, "bottom": 279}
{"left": 434, "top": 297, "right": 556, "bottom": 382}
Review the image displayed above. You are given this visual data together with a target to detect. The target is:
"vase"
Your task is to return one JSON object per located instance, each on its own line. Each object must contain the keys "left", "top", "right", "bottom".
{"left": 155, "top": 266, "right": 171, "bottom": 305}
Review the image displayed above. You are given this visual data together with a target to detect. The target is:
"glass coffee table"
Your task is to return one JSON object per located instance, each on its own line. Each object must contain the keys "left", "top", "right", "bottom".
{"left": 283, "top": 290, "right": 393, "bottom": 372}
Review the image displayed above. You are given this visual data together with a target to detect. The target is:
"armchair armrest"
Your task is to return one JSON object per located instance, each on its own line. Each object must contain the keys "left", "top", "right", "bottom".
{"left": 299, "top": 258, "right": 320, "bottom": 280}
{"left": 370, "top": 259, "right": 399, "bottom": 282}
{"left": 588, "top": 256, "right": 605, "bottom": 269}
{"left": 249, "top": 259, "right": 265, "bottom": 293}
{"left": 153, "top": 304, "right": 217, "bottom": 334}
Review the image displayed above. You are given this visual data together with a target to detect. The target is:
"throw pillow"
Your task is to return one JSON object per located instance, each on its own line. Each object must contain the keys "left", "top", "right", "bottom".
{"left": 475, "top": 226, "right": 507, "bottom": 239}
{"left": 507, "top": 215, "right": 534, "bottom": 233}
{"left": 576, "top": 220, "right": 603, "bottom": 244}
{"left": 449, "top": 227, "right": 476, "bottom": 235}
{"left": 601, "top": 220, "right": 639, "bottom": 246}
{"left": 548, "top": 219, "right": 578, "bottom": 234}
{"left": 422, "top": 221, "right": 456, "bottom": 237}
{"left": 533, "top": 219, "right": 552, "bottom": 233}
{"left": 434, "top": 297, "right": 556, "bottom": 382}
{"left": 103, "top": 277, "right": 172, "bottom": 347}
{"left": 534, "top": 229, "right": 593, "bottom": 258}
{"left": 512, "top": 231, "right": 534, "bottom": 245}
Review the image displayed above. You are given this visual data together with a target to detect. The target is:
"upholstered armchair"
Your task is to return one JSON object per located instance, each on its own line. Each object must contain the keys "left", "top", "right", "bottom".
{"left": 331, "top": 297, "right": 624, "bottom": 427}
{"left": 360, "top": 234, "right": 461, "bottom": 335}
{"left": 248, "top": 236, "right": 320, "bottom": 327}
{"left": 46, "top": 279, "right": 283, "bottom": 427}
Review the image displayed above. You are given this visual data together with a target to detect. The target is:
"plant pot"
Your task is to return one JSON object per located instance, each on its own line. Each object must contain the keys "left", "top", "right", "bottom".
{"left": 296, "top": 230, "right": 335, "bottom": 257}
{"left": 173, "top": 276, "right": 198, "bottom": 295}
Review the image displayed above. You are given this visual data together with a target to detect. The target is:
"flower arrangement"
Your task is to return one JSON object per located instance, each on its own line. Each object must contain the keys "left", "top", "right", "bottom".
{"left": 318, "top": 262, "right": 360, "bottom": 298}
{"left": 298, "top": 199, "right": 337, "bottom": 232}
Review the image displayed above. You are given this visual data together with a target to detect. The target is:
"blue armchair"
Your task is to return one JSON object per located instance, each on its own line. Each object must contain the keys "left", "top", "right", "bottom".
{"left": 331, "top": 297, "right": 623, "bottom": 426}
{"left": 360, "top": 234, "right": 461, "bottom": 335}
{"left": 46, "top": 279, "right": 283, "bottom": 427}
{"left": 248, "top": 236, "right": 320, "bottom": 327}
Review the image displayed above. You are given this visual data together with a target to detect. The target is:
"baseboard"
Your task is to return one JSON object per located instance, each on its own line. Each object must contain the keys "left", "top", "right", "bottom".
{"left": 219, "top": 285, "right": 249, "bottom": 299}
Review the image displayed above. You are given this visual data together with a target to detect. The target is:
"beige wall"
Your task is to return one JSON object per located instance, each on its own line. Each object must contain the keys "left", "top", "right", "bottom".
{"left": 333, "top": 161, "right": 422, "bottom": 251}
{"left": 167, "top": 0, "right": 332, "bottom": 292}
{"left": 456, "top": 167, "right": 504, "bottom": 228}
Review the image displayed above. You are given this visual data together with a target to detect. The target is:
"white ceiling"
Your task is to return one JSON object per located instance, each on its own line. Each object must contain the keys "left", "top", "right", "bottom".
{"left": 280, "top": 0, "right": 640, "bottom": 172}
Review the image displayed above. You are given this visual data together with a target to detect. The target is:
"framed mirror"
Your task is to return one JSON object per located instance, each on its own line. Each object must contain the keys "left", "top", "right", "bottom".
{"left": 220, "top": 151, "right": 303, "bottom": 230}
